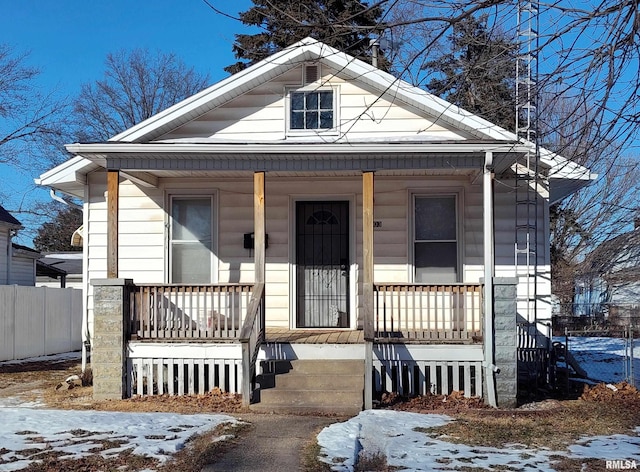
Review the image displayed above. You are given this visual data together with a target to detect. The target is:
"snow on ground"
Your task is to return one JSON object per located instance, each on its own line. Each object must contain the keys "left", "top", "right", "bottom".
{"left": 0, "top": 408, "right": 239, "bottom": 471}
{"left": 317, "top": 410, "right": 640, "bottom": 471}
{"left": 560, "top": 336, "right": 640, "bottom": 388}
{"left": 0, "top": 351, "right": 81, "bottom": 366}
{"left": 2, "top": 344, "right": 640, "bottom": 471}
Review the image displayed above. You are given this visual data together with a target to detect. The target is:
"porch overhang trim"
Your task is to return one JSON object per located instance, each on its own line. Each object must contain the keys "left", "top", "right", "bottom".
{"left": 66, "top": 141, "right": 523, "bottom": 156}
{"left": 101, "top": 153, "right": 488, "bottom": 172}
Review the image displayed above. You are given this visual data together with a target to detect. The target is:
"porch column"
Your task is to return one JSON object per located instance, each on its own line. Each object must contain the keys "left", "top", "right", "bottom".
{"left": 91, "top": 278, "right": 132, "bottom": 400}
{"left": 493, "top": 277, "right": 518, "bottom": 408}
{"left": 483, "top": 152, "right": 498, "bottom": 407}
{"left": 254, "top": 171, "right": 266, "bottom": 284}
{"left": 363, "top": 171, "right": 374, "bottom": 410}
{"left": 107, "top": 170, "right": 119, "bottom": 278}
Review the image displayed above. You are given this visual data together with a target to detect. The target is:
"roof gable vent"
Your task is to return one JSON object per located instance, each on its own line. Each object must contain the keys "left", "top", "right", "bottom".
{"left": 304, "top": 64, "right": 319, "bottom": 85}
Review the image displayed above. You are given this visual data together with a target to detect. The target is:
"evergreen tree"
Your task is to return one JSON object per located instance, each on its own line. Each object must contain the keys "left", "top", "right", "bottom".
{"left": 226, "top": 0, "right": 385, "bottom": 74}
{"left": 423, "top": 15, "right": 517, "bottom": 131}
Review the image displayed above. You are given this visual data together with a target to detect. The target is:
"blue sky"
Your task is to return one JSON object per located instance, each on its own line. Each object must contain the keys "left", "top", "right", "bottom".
{"left": 1, "top": 0, "right": 252, "bottom": 94}
{"left": 0, "top": 0, "right": 253, "bottom": 244}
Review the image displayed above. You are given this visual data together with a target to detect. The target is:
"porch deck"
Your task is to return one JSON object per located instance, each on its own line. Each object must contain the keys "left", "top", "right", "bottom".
{"left": 265, "top": 328, "right": 482, "bottom": 344}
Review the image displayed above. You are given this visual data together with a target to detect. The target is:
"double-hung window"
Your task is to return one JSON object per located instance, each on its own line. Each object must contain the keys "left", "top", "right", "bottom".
{"left": 290, "top": 90, "right": 334, "bottom": 130}
{"left": 169, "top": 196, "right": 214, "bottom": 283}
{"left": 413, "top": 195, "right": 459, "bottom": 283}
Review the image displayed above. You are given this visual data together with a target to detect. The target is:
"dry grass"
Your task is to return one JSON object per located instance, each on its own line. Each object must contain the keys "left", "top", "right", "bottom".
{"left": 415, "top": 399, "right": 640, "bottom": 450}
{"left": 159, "top": 422, "right": 250, "bottom": 472}
{"left": 3, "top": 358, "right": 640, "bottom": 471}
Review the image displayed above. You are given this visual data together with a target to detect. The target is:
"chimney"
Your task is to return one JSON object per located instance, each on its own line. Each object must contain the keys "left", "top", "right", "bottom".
{"left": 370, "top": 38, "right": 379, "bottom": 68}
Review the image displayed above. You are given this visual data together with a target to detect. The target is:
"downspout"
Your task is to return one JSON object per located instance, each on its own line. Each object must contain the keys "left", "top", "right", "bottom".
{"left": 483, "top": 152, "right": 498, "bottom": 407}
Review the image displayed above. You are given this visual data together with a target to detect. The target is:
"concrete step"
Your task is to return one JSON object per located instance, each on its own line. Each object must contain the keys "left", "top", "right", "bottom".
{"left": 274, "top": 373, "right": 362, "bottom": 390}
{"left": 251, "top": 359, "right": 364, "bottom": 415}
{"left": 262, "top": 359, "right": 364, "bottom": 376}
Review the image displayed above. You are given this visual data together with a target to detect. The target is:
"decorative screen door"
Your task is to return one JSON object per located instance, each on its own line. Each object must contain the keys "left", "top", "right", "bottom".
{"left": 296, "top": 201, "right": 349, "bottom": 328}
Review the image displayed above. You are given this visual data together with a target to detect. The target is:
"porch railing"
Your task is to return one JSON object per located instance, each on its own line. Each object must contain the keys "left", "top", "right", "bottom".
{"left": 374, "top": 283, "right": 483, "bottom": 341}
{"left": 129, "top": 283, "right": 254, "bottom": 340}
{"left": 240, "top": 282, "right": 266, "bottom": 406}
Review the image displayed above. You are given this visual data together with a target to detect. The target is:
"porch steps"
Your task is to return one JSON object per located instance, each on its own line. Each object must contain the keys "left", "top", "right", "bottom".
{"left": 251, "top": 359, "right": 364, "bottom": 415}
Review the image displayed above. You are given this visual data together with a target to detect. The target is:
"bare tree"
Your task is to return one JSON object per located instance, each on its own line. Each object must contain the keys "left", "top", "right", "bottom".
{"left": 73, "top": 49, "right": 210, "bottom": 141}
{"left": 544, "top": 94, "right": 640, "bottom": 303}
{"left": 0, "top": 44, "right": 68, "bottom": 170}
{"left": 208, "top": 1, "right": 640, "bottom": 305}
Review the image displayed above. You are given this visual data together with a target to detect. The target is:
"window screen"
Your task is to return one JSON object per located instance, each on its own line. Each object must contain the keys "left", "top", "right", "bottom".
{"left": 170, "top": 197, "right": 213, "bottom": 283}
{"left": 414, "top": 195, "right": 458, "bottom": 283}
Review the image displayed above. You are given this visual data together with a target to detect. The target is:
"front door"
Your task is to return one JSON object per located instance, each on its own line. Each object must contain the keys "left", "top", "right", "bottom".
{"left": 296, "top": 201, "right": 349, "bottom": 328}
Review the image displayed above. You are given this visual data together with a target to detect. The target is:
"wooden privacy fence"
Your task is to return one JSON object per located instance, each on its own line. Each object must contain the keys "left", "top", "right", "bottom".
{"left": 0, "top": 286, "right": 82, "bottom": 361}
{"left": 374, "top": 283, "right": 483, "bottom": 340}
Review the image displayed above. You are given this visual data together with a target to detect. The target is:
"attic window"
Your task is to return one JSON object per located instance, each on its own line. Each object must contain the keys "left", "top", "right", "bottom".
{"left": 290, "top": 90, "right": 334, "bottom": 130}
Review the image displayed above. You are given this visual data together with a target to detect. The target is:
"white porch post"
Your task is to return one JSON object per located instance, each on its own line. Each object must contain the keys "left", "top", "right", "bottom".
{"left": 483, "top": 152, "right": 497, "bottom": 407}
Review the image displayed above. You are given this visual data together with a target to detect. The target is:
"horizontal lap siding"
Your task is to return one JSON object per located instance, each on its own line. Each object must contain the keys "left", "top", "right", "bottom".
{"left": 494, "top": 179, "right": 551, "bottom": 323}
{"left": 0, "top": 229, "right": 8, "bottom": 284}
{"left": 84, "top": 171, "right": 550, "bottom": 336}
{"left": 86, "top": 172, "right": 165, "bottom": 339}
{"left": 10, "top": 257, "right": 35, "bottom": 285}
{"left": 159, "top": 65, "right": 466, "bottom": 141}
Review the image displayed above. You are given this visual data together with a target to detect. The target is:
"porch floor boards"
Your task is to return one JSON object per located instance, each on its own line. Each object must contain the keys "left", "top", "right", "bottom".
{"left": 264, "top": 328, "right": 481, "bottom": 344}
{"left": 265, "top": 328, "right": 363, "bottom": 344}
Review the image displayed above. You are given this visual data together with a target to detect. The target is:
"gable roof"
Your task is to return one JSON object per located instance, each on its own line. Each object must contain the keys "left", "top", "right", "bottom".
{"left": 40, "top": 37, "right": 594, "bottom": 203}
{"left": 110, "top": 37, "right": 516, "bottom": 144}
{"left": 0, "top": 204, "right": 22, "bottom": 228}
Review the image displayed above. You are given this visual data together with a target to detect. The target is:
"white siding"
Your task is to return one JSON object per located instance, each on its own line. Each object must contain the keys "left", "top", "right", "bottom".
{"left": 494, "top": 178, "right": 551, "bottom": 326}
{"left": 10, "top": 255, "right": 35, "bottom": 286}
{"left": 84, "top": 172, "right": 551, "bottom": 337}
{"left": 159, "top": 64, "right": 470, "bottom": 142}
{"left": 0, "top": 228, "right": 8, "bottom": 284}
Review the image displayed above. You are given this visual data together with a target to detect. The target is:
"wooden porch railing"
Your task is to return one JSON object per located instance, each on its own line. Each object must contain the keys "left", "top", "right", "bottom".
{"left": 374, "top": 283, "right": 483, "bottom": 341}
{"left": 129, "top": 284, "right": 254, "bottom": 340}
{"left": 239, "top": 282, "right": 265, "bottom": 406}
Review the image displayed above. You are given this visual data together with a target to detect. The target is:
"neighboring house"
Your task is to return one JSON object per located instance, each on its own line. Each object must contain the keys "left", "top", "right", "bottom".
{"left": 0, "top": 205, "right": 40, "bottom": 286}
{"left": 37, "top": 38, "right": 593, "bottom": 409}
{"left": 37, "top": 252, "right": 84, "bottom": 289}
{"left": 574, "top": 220, "right": 640, "bottom": 325}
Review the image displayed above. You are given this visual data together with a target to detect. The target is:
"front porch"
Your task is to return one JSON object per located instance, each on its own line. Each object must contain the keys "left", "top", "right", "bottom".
{"left": 90, "top": 278, "right": 501, "bottom": 410}
{"left": 89, "top": 155, "right": 517, "bottom": 409}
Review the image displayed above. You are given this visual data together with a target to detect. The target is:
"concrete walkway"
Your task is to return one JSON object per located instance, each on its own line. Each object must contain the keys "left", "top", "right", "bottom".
{"left": 202, "top": 413, "right": 341, "bottom": 471}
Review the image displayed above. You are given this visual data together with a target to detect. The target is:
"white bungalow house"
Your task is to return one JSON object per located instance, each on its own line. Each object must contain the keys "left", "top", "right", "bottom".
{"left": 37, "top": 38, "right": 593, "bottom": 411}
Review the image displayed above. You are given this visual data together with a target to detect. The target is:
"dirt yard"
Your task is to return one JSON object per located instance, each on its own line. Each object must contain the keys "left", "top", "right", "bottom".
{"left": 0, "top": 355, "right": 245, "bottom": 413}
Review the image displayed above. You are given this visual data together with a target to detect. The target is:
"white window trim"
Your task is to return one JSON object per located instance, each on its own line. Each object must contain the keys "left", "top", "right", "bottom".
{"left": 408, "top": 189, "right": 464, "bottom": 283}
{"left": 285, "top": 85, "right": 340, "bottom": 137}
{"left": 165, "top": 190, "right": 219, "bottom": 284}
